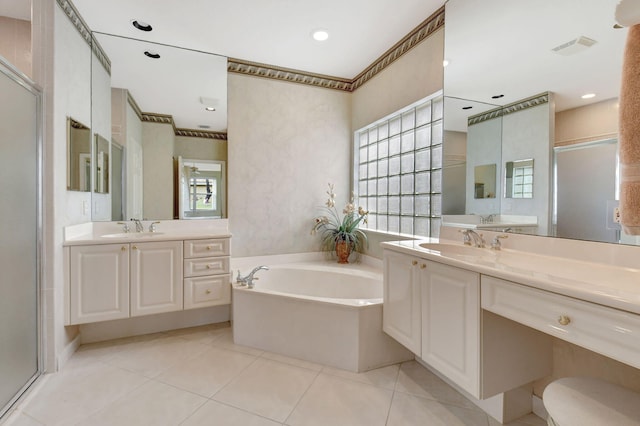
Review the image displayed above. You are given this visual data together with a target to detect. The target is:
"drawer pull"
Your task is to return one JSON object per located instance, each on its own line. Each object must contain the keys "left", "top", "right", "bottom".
{"left": 558, "top": 315, "right": 571, "bottom": 326}
{"left": 206, "top": 245, "right": 212, "bottom": 250}
{"left": 206, "top": 264, "right": 212, "bottom": 269}
{"left": 206, "top": 289, "right": 211, "bottom": 294}
{"left": 412, "top": 260, "right": 418, "bottom": 266}
{"left": 121, "top": 246, "right": 126, "bottom": 251}
{"left": 420, "top": 263, "right": 427, "bottom": 269}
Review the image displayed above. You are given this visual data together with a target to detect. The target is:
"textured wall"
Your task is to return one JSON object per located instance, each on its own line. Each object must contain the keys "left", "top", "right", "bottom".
{"left": 0, "top": 16, "right": 31, "bottom": 77}
{"left": 228, "top": 74, "right": 352, "bottom": 257}
{"left": 142, "top": 122, "right": 175, "bottom": 220}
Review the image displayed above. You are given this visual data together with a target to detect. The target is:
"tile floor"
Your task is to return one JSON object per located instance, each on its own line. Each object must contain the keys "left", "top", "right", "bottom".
{"left": 5, "top": 324, "right": 546, "bottom": 426}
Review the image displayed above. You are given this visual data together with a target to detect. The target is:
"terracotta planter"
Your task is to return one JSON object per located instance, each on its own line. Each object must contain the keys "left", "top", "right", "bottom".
{"left": 335, "top": 240, "right": 351, "bottom": 264}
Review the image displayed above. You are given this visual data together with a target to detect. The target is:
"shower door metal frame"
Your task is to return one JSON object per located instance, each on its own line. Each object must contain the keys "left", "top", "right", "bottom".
{"left": 0, "top": 56, "right": 44, "bottom": 419}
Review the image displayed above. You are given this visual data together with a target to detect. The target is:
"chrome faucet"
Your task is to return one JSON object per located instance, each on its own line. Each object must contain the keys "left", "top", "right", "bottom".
{"left": 149, "top": 221, "right": 160, "bottom": 233}
{"left": 236, "top": 266, "right": 269, "bottom": 289}
{"left": 131, "top": 219, "right": 144, "bottom": 233}
{"left": 461, "top": 229, "right": 485, "bottom": 248}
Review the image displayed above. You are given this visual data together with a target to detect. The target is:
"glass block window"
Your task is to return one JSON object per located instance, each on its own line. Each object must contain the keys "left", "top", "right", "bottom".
{"left": 512, "top": 161, "right": 534, "bottom": 198}
{"left": 354, "top": 92, "right": 443, "bottom": 238}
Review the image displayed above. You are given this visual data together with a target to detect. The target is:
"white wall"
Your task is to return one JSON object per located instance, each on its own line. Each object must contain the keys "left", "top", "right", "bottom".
{"left": 142, "top": 122, "right": 175, "bottom": 220}
{"left": 228, "top": 74, "right": 352, "bottom": 257}
{"left": 501, "top": 103, "right": 553, "bottom": 235}
{"left": 465, "top": 116, "right": 502, "bottom": 215}
{"left": 90, "top": 52, "right": 112, "bottom": 221}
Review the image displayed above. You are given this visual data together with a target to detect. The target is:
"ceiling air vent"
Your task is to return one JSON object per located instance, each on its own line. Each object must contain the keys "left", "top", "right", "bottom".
{"left": 552, "top": 36, "right": 597, "bottom": 56}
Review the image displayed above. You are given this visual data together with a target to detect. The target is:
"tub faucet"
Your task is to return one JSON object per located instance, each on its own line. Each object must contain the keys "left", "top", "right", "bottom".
{"left": 237, "top": 266, "right": 269, "bottom": 289}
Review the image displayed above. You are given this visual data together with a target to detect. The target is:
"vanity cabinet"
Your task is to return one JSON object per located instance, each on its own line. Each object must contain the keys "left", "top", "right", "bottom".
{"left": 130, "top": 241, "right": 183, "bottom": 317}
{"left": 69, "top": 243, "right": 130, "bottom": 324}
{"left": 183, "top": 238, "right": 231, "bottom": 310}
{"left": 383, "top": 250, "right": 423, "bottom": 354}
{"left": 383, "top": 248, "right": 552, "bottom": 400}
{"left": 421, "top": 261, "right": 480, "bottom": 395}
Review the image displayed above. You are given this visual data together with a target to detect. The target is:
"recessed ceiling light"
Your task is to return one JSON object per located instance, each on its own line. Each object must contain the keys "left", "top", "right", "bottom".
{"left": 132, "top": 20, "right": 153, "bottom": 32}
{"left": 311, "top": 29, "right": 329, "bottom": 41}
{"left": 205, "top": 107, "right": 216, "bottom": 111}
{"left": 581, "top": 93, "right": 596, "bottom": 99}
{"left": 491, "top": 94, "right": 504, "bottom": 99}
{"left": 462, "top": 106, "right": 473, "bottom": 110}
{"left": 442, "top": 59, "right": 450, "bottom": 67}
{"left": 144, "top": 51, "right": 160, "bottom": 59}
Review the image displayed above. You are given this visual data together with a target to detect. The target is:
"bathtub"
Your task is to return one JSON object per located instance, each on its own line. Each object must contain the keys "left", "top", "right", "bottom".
{"left": 232, "top": 255, "right": 413, "bottom": 372}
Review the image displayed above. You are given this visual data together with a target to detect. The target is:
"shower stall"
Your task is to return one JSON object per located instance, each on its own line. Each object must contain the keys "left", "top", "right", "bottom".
{"left": 0, "top": 58, "right": 42, "bottom": 417}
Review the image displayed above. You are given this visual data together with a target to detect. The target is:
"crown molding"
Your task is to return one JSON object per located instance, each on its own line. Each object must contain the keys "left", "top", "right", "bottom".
{"left": 468, "top": 92, "right": 550, "bottom": 126}
{"left": 175, "top": 128, "right": 228, "bottom": 140}
{"left": 228, "top": 59, "right": 353, "bottom": 92}
{"left": 351, "top": 6, "right": 445, "bottom": 91}
{"left": 90, "top": 35, "right": 111, "bottom": 75}
{"left": 229, "top": 5, "right": 445, "bottom": 92}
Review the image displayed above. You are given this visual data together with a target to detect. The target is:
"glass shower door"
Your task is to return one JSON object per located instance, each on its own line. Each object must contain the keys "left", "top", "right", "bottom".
{"left": 0, "top": 61, "right": 41, "bottom": 417}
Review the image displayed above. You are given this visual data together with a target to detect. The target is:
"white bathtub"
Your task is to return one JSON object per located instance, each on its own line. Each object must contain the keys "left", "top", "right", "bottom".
{"left": 232, "top": 256, "right": 413, "bottom": 372}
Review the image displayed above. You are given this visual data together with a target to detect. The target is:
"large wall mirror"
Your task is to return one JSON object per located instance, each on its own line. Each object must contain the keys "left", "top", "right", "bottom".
{"left": 442, "top": 0, "right": 635, "bottom": 245}
{"left": 89, "top": 32, "right": 228, "bottom": 222}
{"left": 66, "top": 118, "right": 91, "bottom": 192}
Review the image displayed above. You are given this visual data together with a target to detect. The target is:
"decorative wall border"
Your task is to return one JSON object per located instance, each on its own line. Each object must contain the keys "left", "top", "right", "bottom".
{"left": 141, "top": 112, "right": 228, "bottom": 141}
{"left": 468, "top": 92, "right": 550, "bottom": 126}
{"left": 228, "top": 5, "right": 445, "bottom": 92}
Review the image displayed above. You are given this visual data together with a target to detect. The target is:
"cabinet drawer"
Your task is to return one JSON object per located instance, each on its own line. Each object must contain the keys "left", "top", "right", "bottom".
{"left": 482, "top": 275, "right": 640, "bottom": 370}
{"left": 184, "top": 256, "right": 229, "bottom": 277}
{"left": 184, "top": 275, "right": 231, "bottom": 309}
{"left": 184, "top": 238, "right": 229, "bottom": 258}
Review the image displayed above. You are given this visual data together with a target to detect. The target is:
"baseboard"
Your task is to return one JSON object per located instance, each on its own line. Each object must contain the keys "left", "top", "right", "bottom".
{"left": 57, "top": 333, "right": 80, "bottom": 371}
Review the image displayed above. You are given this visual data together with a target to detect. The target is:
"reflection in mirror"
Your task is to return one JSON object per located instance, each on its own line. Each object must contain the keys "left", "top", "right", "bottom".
{"left": 505, "top": 159, "right": 533, "bottom": 199}
{"left": 94, "top": 134, "right": 109, "bottom": 194}
{"left": 67, "top": 118, "right": 91, "bottom": 192}
{"left": 474, "top": 164, "right": 496, "bottom": 199}
{"left": 179, "top": 158, "right": 226, "bottom": 219}
{"left": 91, "top": 33, "right": 228, "bottom": 221}
{"left": 443, "top": 0, "right": 633, "bottom": 244}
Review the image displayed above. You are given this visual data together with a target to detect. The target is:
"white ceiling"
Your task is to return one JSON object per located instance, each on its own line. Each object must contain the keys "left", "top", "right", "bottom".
{"left": 72, "top": 0, "right": 445, "bottom": 79}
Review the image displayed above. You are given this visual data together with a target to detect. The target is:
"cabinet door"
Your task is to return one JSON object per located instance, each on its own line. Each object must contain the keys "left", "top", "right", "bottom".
{"left": 421, "top": 261, "right": 480, "bottom": 397}
{"left": 70, "top": 244, "right": 129, "bottom": 324}
{"left": 383, "top": 250, "right": 422, "bottom": 355}
{"left": 130, "top": 241, "right": 183, "bottom": 317}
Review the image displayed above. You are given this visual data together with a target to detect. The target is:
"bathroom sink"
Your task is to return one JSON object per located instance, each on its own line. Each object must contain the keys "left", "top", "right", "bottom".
{"left": 418, "top": 242, "right": 494, "bottom": 258}
{"left": 101, "top": 232, "right": 165, "bottom": 238}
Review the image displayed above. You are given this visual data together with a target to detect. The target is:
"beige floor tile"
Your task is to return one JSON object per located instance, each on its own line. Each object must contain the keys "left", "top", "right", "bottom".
{"left": 165, "top": 323, "right": 231, "bottom": 345}
{"left": 285, "top": 373, "right": 393, "bottom": 426}
{"left": 260, "top": 351, "right": 324, "bottom": 372}
{"left": 105, "top": 335, "right": 210, "bottom": 378}
{"left": 182, "top": 400, "right": 282, "bottom": 426}
{"left": 76, "top": 380, "right": 206, "bottom": 426}
{"left": 210, "top": 330, "right": 264, "bottom": 356}
{"left": 155, "top": 346, "right": 257, "bottom": 397}
{"left": 213, "top": 357, "right": 318, "bottom": 422}
{"left": 3, "top": 411, "right": 44, "bottom": 426}
{"left": 21, "top": 363, "right": 148, "bottom": 425}
{"left": 488, "top": 413, "right": 547, "bottom": 426}
{"left": 395, "top": 361, "right": 478, "bottom": 410}
{"left": 387, "top": 391, "right": 489, "bottom": 426}
{"left": 321, "top": 363, "right": 400, "bottom": 390}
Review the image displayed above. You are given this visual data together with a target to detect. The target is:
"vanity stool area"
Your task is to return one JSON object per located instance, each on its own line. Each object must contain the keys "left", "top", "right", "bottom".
{"left": 382, "top": 226, "right": 640, "bottom": 424}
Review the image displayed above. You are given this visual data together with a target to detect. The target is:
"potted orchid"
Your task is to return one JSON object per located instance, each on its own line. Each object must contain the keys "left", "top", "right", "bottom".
{"left": 311, "top": 183, "right": 369, "bottom": 263}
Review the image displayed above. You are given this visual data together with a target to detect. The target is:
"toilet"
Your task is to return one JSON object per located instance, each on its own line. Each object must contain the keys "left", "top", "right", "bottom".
{"left": 543, "top": 377, "right": 640, "bottom": 426}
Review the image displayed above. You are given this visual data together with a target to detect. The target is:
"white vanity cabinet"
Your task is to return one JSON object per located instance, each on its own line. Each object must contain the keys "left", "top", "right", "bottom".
{"left": 421, "top": 260, "right": 480, "bottom": 395}
{"left": 183, "top": 238, "right": 231, "bottom": 310}
{"left": 383, "top": 250, "right": 423, "bottom": 354}
{"left": 69, "top": 243, "right": 130, "bottom": 324}
{"left": 130, "top": 241, "right": 183, "bottom": 317}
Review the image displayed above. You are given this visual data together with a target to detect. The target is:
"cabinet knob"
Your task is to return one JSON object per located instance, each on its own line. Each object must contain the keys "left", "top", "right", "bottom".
{"left": 206, "top": 245, "right": 212, "bottom": 250}
{"left": 121, "top": 246, "right": 126, "bottom": 251}
{"left": 205, "top": 289, "right": 212, "bottom": 294}
{"left": 420, "top": 263, "right": 427, "bottom": 269}
{"left": 412, "top": 260, "right": 418, "bottom": 266}
{"left": 132, "top": 245, "right": 137, "bottom": 250}
{"left": 558, "top": 315, "right": 571, "bottom": 326}
{"left": 206, "top": 264, "right": 212, "bottom": 269}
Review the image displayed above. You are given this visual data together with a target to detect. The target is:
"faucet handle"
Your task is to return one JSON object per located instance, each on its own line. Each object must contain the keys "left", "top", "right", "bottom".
{"left": 490, "top": 234, "right": 508, "bottom": 250}
{"left": 117, "top": 222, "right": 130, "bottom": 233}
{"left": 149, "top": 221, "right": 161, "bottom": 232}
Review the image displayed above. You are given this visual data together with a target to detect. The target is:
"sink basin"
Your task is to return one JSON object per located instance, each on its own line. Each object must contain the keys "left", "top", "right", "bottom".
{"left": 101, "top": 232, "right": 165, "bottom": 238}
{"left": 418, "top": 242, "right": 495, "bottom": 257}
